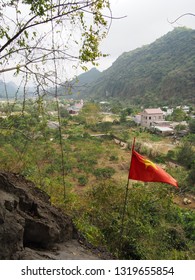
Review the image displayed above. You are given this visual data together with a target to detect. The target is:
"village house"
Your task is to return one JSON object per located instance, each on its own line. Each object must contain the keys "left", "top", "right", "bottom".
{"left": 162, "top": 107, "right": 174, "bottom": 117}
{"left": 67, "top": 99, "right": 84, "bottom": 115}
{"left": 177, "top": 105, "right": 190, "bottom": 114}
{"left": 141, "top": 108, "right": 165, "bottom": 128}
{"left": 151, "top": 125, "right": 174, "bottom": 136}
{"left": 133, "top": 113, "right": 141, "bottom": 125}
{"left": 150, "top": 120, "right": 174, "bottom": 135}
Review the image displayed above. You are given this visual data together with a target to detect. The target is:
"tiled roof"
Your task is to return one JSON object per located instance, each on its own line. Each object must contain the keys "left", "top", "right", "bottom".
{"left": 144, "top": 108, "right": 163, "bottom": 114}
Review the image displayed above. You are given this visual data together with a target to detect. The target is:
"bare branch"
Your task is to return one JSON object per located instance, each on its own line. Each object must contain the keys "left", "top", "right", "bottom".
{"left": 0, "top": 1, "right": 103, "bottom": 54}
{"left": 168, "top": 13, "right": 195, "bottom": 24}
{"left": 0, "top": 0, "right": 114, "bottom": 88}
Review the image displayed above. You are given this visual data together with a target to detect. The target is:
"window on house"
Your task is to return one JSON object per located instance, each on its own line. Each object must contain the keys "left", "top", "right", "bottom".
{"left": 149, "top": 116, "right": 151, "bottom": 120}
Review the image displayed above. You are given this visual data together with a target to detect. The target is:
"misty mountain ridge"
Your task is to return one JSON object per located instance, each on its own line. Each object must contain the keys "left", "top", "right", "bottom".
{"left": 56, "top": 67, "right": 101, "bottom": 98}
{"left": 0, "top": 80, "right": 19, "bottom": 99}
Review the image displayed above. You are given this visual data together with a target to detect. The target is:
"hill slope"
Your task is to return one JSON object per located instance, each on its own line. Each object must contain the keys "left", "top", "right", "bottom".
{"left": 79, "top": 27, "right": 195, "bottom": 106}
{"left": 58, "top": 67, "right": 101, "bottom": 98}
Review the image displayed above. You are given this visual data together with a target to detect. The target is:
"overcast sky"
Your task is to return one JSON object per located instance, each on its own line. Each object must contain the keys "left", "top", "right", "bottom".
{"left": 2, "top": 0, "right": 195, "bottom": 84}
{"left": 96, "top": 0, "right": 195, "bottom": 71}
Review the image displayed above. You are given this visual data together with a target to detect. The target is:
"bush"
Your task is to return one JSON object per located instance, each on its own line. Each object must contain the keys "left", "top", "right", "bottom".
{"left": 93, "top": 167, "right": 115, "bottom": 179}
{"left": 78, "top": 175, "right": 88, "bottom": 186}
{"left": 189, "top": 119, "right": 195, "bottom": 134}
{"left": 177, "top": 143, "right": 195, "bottom": 169}
{"left": 109, "top": 155, "right": 118, "bottom": 161}
{"left": 72, "top": 181, "right": 195, "bottom": 260}
{"left": 166, "top": 150, "right": 176, "bottom": 161}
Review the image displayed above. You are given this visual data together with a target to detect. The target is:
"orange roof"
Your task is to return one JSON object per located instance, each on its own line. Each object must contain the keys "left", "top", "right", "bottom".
{"left": 143, "top": 108, "right": 163, "bottom": 114}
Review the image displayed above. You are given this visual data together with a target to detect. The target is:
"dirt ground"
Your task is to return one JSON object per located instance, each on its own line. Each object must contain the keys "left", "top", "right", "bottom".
{"left": 21, "top": 239, "right": 103, "bottom": 260}
{"left": 173, "top": 193, "right": 195, "bottom": 210}
{"left": 142, "top": 140, "right": 175, "bottom": 154}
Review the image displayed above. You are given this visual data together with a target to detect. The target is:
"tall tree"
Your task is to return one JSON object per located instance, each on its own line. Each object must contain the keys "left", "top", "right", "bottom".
{"left": 0, "top": 0, "right": 114, "bottom": 199}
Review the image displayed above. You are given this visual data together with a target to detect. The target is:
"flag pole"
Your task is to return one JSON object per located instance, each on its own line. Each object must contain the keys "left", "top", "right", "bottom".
{"left": 119, "top": 137, "right": 135, "bottom": 255}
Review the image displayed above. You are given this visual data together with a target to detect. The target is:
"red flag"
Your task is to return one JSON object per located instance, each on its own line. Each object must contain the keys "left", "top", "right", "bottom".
{"left": 129, "top": 149, "right": 178, "bottom": 188}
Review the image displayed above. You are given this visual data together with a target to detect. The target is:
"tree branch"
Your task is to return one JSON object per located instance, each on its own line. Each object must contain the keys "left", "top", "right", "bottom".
{"left": 0, "top": 1, "right": 101, "bottom": 55}
{"left": 168, "top": 13, "right": 195, "bottom": 24}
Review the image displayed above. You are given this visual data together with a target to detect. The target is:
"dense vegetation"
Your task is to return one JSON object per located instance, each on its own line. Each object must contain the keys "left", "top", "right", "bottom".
{"left": 75, "top": 27, "right": 195, "bottom": 106}
{"left": 0, "top": 100, "right": 195, "bottom": 259}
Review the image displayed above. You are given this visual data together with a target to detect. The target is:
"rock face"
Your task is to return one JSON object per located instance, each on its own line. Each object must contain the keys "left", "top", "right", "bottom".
{"left": 0, "top": 172, "right": 73, "bottom": 260}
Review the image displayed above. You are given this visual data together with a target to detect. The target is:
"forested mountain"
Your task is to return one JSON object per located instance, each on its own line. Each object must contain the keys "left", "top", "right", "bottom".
{"left": 77, "top": 27, "right": 195, "bottom": 106}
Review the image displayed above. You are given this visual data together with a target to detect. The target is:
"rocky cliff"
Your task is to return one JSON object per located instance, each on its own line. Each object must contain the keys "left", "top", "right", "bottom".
{"left": 0, "top": 172, "right": 74, "bottom": 260}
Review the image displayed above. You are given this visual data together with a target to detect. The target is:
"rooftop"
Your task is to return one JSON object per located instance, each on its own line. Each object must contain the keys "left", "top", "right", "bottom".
{"left": 153, "top": 126, "right": 174, "bottom": 132}
{"left": 143, "top": 108, "right": 163, "bottom": 114}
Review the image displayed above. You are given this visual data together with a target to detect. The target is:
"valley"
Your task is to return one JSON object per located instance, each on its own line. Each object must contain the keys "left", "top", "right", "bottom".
{"left": 0, "top": 26, "right": 195, "bottom": 260}
{"left": 0, "top": 96, "right": 195, "bottom": 259}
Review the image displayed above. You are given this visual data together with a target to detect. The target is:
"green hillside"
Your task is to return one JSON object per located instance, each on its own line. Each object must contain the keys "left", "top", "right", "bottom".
{"left": 79, "top": 27, "right": 195, "bottom": 106}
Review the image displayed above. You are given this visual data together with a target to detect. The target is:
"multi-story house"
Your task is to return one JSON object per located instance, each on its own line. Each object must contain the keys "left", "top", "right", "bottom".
{"left": 141, "top": 108, "right": 164, "bottom": 128}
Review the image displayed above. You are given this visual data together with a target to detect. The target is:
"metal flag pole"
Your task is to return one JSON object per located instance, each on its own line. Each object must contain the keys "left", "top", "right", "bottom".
{"left": 119, "top": 137, "right": 135, "bottom": 256}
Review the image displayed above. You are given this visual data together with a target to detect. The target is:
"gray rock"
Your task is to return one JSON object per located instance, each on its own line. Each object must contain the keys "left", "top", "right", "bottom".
{"left": 0, "top": 172, "right": 73, "bottom": 259}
